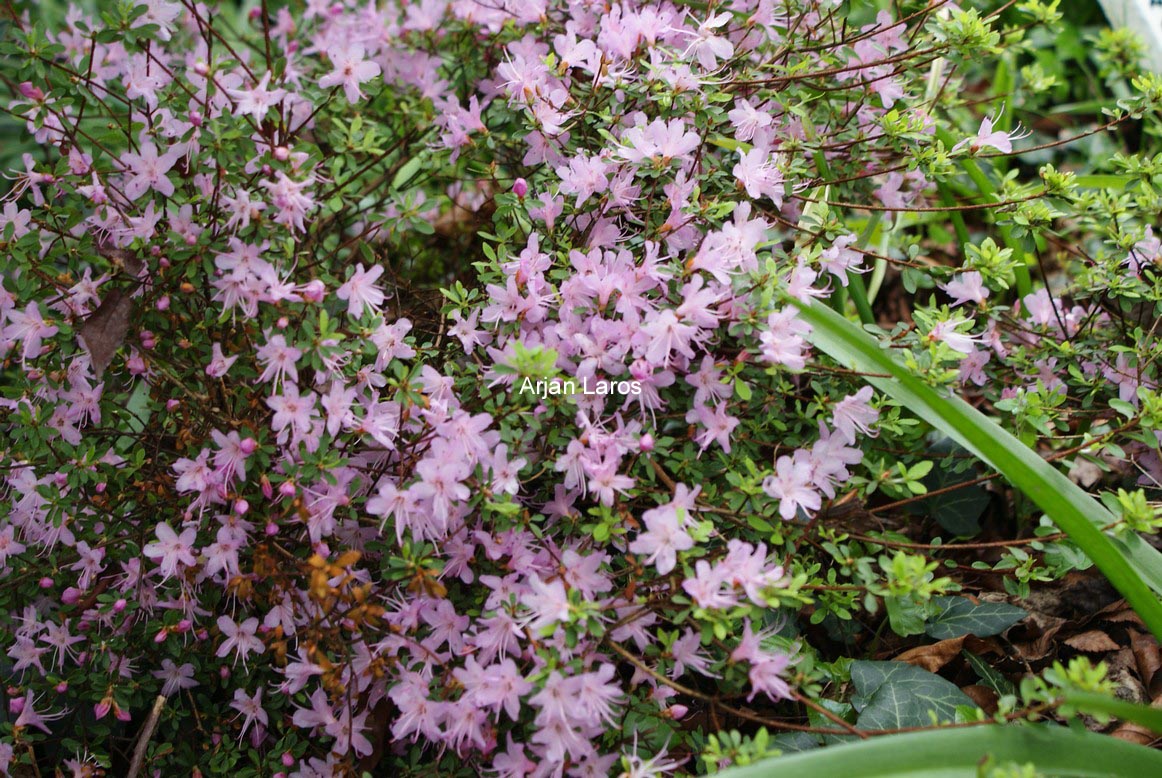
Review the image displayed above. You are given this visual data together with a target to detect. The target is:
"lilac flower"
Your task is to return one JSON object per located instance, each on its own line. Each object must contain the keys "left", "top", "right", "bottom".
{"left": 119, "top": 142, "right": 180, "bottom": 200}
{"left": 152, "top": 659, "right": 198, "bottom": 696}
{"left": 215, "top": 616, "right": 264, "bottom": 668}
{"left": 143, "top": 522, "right": 197, "bottom": 581}
{"left": 942, "top": 271, "right": 989, "bottom": 305}
{"left": 952, "top": 108, "right": 1031, "bottom": 154}
{"left": 230, "top": 688, "right": 269, "bottom": 740}
{"left": 629, "top": 507, "right": 694, "bottom": 575}
{"left": 831, "top": 386, "right": 878, "bottom": 444}
{"left": 227, "top": 71, "right": 288, "bottom": 121}
{"left": 762, "top": 451, "right": 821, "bottom": 520}
{"left": 336, "top": 263, "right": 387, "bottom": 319}
{"left": 319, "top": 45, "right": 382, "bottom": 103}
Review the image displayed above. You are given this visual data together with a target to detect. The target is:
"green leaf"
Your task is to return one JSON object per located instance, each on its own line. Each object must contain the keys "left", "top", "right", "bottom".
{"left": 790, "top": 298, "right": 1162, "bottom": 641}
{"left": 925, "top": 596, "right": 1027, "bottom": 639}
{"left": 715, "top": 724, "right": 1162, "bottom": 777}
{"left": 908, "top": 438, "right": 990, "bottom": 536}
{"left": 1063, "top": 690, "right": 1162, "bottom": 733}
{"left": 963, "top": 650, "right": 1016, "bottom": 696}
{"left": 850, "top": 661, "right": 976, "bottom": 729}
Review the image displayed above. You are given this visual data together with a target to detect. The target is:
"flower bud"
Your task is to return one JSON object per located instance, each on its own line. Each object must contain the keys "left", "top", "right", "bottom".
{"left": 282, "top": 752, "right": 295, "bottom": 767}
{"left": 17, "top": 82, "right": 45, "bottom": 101}
{"left": 639, "top": 433, "right": 655, "bottom": 452}
{"left": 512, "top": 178, "right": 528, "bottom": 198}
{"left": 279, "top": 481, "right": 296, "bottom": 498}
{"left": 234, "top": 498, "right": 249, "bottom": 515}
{"left": 299, "top": 279, "right": 326, "bottom": 303}
{"left": 39, "top": 577, "right": 53, "bottom": 589}
{"left": 112, "top": 598, "right": 127, "bottom": 613}
{"left": 273, "top": 146, "right": 290, "bottom": 161}
{"left": 166, "top": 399, "right": 180, "bottom": 412}
{"left": 61, "top": 587, "right": 82, "bottom": 605}
{"left": 240, "top": 437, "right": 259, "bottom": 455}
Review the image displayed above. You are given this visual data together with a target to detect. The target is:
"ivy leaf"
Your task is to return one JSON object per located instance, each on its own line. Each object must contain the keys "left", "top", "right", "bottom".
{"left": 925, "top": 596, "right": 1027, "bottom": 639}
{"left": 850, "top": 660, "right": 976, "bottom": 730}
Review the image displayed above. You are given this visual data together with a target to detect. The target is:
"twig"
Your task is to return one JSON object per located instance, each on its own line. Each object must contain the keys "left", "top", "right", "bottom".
{"left": 127, "top": 694, "right": 167, "bottom": 778}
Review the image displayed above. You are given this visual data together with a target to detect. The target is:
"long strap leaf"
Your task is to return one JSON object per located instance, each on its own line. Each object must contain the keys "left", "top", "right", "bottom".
{"left": 790, "top": 298, "right": 1162, "bottom": 641}
{"left": 717, "top": 724, "right": 1162, "bottom": 777}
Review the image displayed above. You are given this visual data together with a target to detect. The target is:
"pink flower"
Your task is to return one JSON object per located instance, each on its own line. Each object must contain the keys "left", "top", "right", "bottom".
{"left": 831, "top": 386, "right": 878, "bottom": 444}
{"left": 521, "top": 575, "right": 571, "bottom": 632}
{"left": 682, "top": 12, "right": 735, "bottom": 71}
{"left": 230, "top": 688, "right": 269, "bottom": 740}
{"left": 629, "top": 508, "right": 694, "bottom": 575}
{"left": 942, "top": 271, "right": 989, "bottom": 305}
{"left": 732, "top": 148, "right": 784, "bottom": 205}
{"left": 336, "top": 263, "right": 387, "bottom": 318}
{"left": 143, "top": 522, "right": 197, "bottom": 581}
{"left": 762, "top": 451, "right": 821, "bottom": 520}
{"left": 226, "top": 71, "right": 287, "bottom": 122}
{"left": 952, "top": 108, "right": 1031, "bottom": 154}
{"left": 119, "top": 142, "right": 180, "bottom": 200}
{"left": 216, "top": 616, "right": 264, "bottom": 668}
{"left": 205, "top": 342, "right": 238, "bottom": 378}
{"left": 319, "top": 45, "right": 381, "bottom": 103}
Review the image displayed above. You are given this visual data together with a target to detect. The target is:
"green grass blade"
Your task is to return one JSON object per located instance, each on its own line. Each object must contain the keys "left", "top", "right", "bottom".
{"left": 1064, "top": 690, "right": 1162, "bottom": 733}
{"left": 717, "top": 724, "right": 1162, "bottom": 777}
{"left": 790, "top": 299, "right": 1162, "bottom": 640}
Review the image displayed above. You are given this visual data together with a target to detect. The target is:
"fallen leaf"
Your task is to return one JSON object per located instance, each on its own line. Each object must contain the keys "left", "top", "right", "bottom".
{"left": 1065, "top": 630, "right": 1120, "bottom": 653}
{"left": 78, "top": 288, "right": 133, "bottom": 380}
{"left": 961, "top": 684, "right": 999, "bottom": 714}
{"left": 1128, "top": 629, "right": 1162, "bottom": 697}
{"left": 896, "top": 636, "right": 965, "bottom": 672}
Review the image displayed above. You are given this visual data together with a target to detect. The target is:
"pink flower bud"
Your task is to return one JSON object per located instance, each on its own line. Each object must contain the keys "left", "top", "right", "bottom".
{"left": 159, "top": 256, "right": 171, "bottom": 268}
{"left": 265, "top": 522, "right": 279, "bottom": 537}
{"left": 193, "top": 61, "right": 209, "bottom": 76}
{"left": 512, "top": 178, "right": 528, "bottom": 198}
{"left": 234, "top": 499, "right": 249, "bottom": 515}
{"left": 112, "top": 598, "right": 127, "bottom": 613}
{"left": 54, "top": 472, "right": 68, "bottom": 488}
{"left": 17, "top": 82, "right": 45, "bottom": 101}
{"left": 94, "top": 700, "right": 110, "bottom": 720}
{"left": 115, "top": 706, "right": 131, "bottom": 722}
{"left": 39, "top": 577, "right": 54, "bottom": 589}
{"left": 154, "top": 628, "right": 168, "bottom": 644}
{"left": 155, "top": 295, "right": 170, "bottom": 311}
{"left": 279, "top": 481, "right": 296, "bottom": 497}
{"left": 273, "top": 146, "right": 290, "bottom": 161}
{"left": 220, "top": 666, "right": 230, "bottom": 680}
{"left": 177, "top": 619, "right": 192, "bottom": 633}
{"left": 62, "top": 587, "right": 82, "bottom": 605}
{"left": 299, "top": 279, "right": 326, "bottom": 303}
{"left": 166, "top": 399, "right": 180, "bottom": 412}
{"left": 9, "top": 696, "right": 25, "bottom": 715}
{"left": 276, "top": 316, "right": 289, "bottom": 329}
{"left": 189, "top": 111, "right": 203, "bottom": 128}
{"left": 639, "top": 433, "right": 655, "bottom": 452}
{"left": 240, "top": 437, "right": 258, "bottom": 455}
{"left": 55, "top": 682, "right": 68, "bottom": 693}
{"left": 261, "top": 476, "right": 274, "bottom": 500}
{"left": 281, "top": 753, "right": 295, "bottom": 767}
{"left": 666, "top": 704, "right": 688, "bottom": 720}
{"left": 95, "top": 482, "right": 106, "bottom": 493}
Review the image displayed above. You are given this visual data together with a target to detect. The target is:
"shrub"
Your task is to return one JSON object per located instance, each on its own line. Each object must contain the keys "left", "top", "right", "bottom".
{"left": 1, "top": 0, "right": 1161, "bottom": 775}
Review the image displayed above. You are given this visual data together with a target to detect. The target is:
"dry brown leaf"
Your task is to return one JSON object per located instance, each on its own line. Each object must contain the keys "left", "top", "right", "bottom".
{"left": 1111, "top": 722, "right": 1155, "bottom": 746}
{"left": 1010, "top": 611, "right": 1066, "bottom": 661}
{"left": 78, "top": 289, "right": 133, "bottom": 380}
{"left": 1065, "top": 630, "right": 1120, "bottom": 653}
{"left": 961, "top": 684, "right": 999, "bottom": 714}
{"left": 896, "top": 636, "right": 965, "bottom": 673}
{"left": 1126, "top": 629, "right": 1162, "bottom": 693}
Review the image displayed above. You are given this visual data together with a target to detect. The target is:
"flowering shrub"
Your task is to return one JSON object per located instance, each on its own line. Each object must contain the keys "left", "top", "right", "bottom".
{"left": 2, "top": 0, "right": 1162, "bottom": 775}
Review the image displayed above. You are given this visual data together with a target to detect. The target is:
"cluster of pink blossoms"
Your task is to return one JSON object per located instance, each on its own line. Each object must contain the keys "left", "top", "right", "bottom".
{"left": 10, "top": 0, "right": 1107, "bottom": 774}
